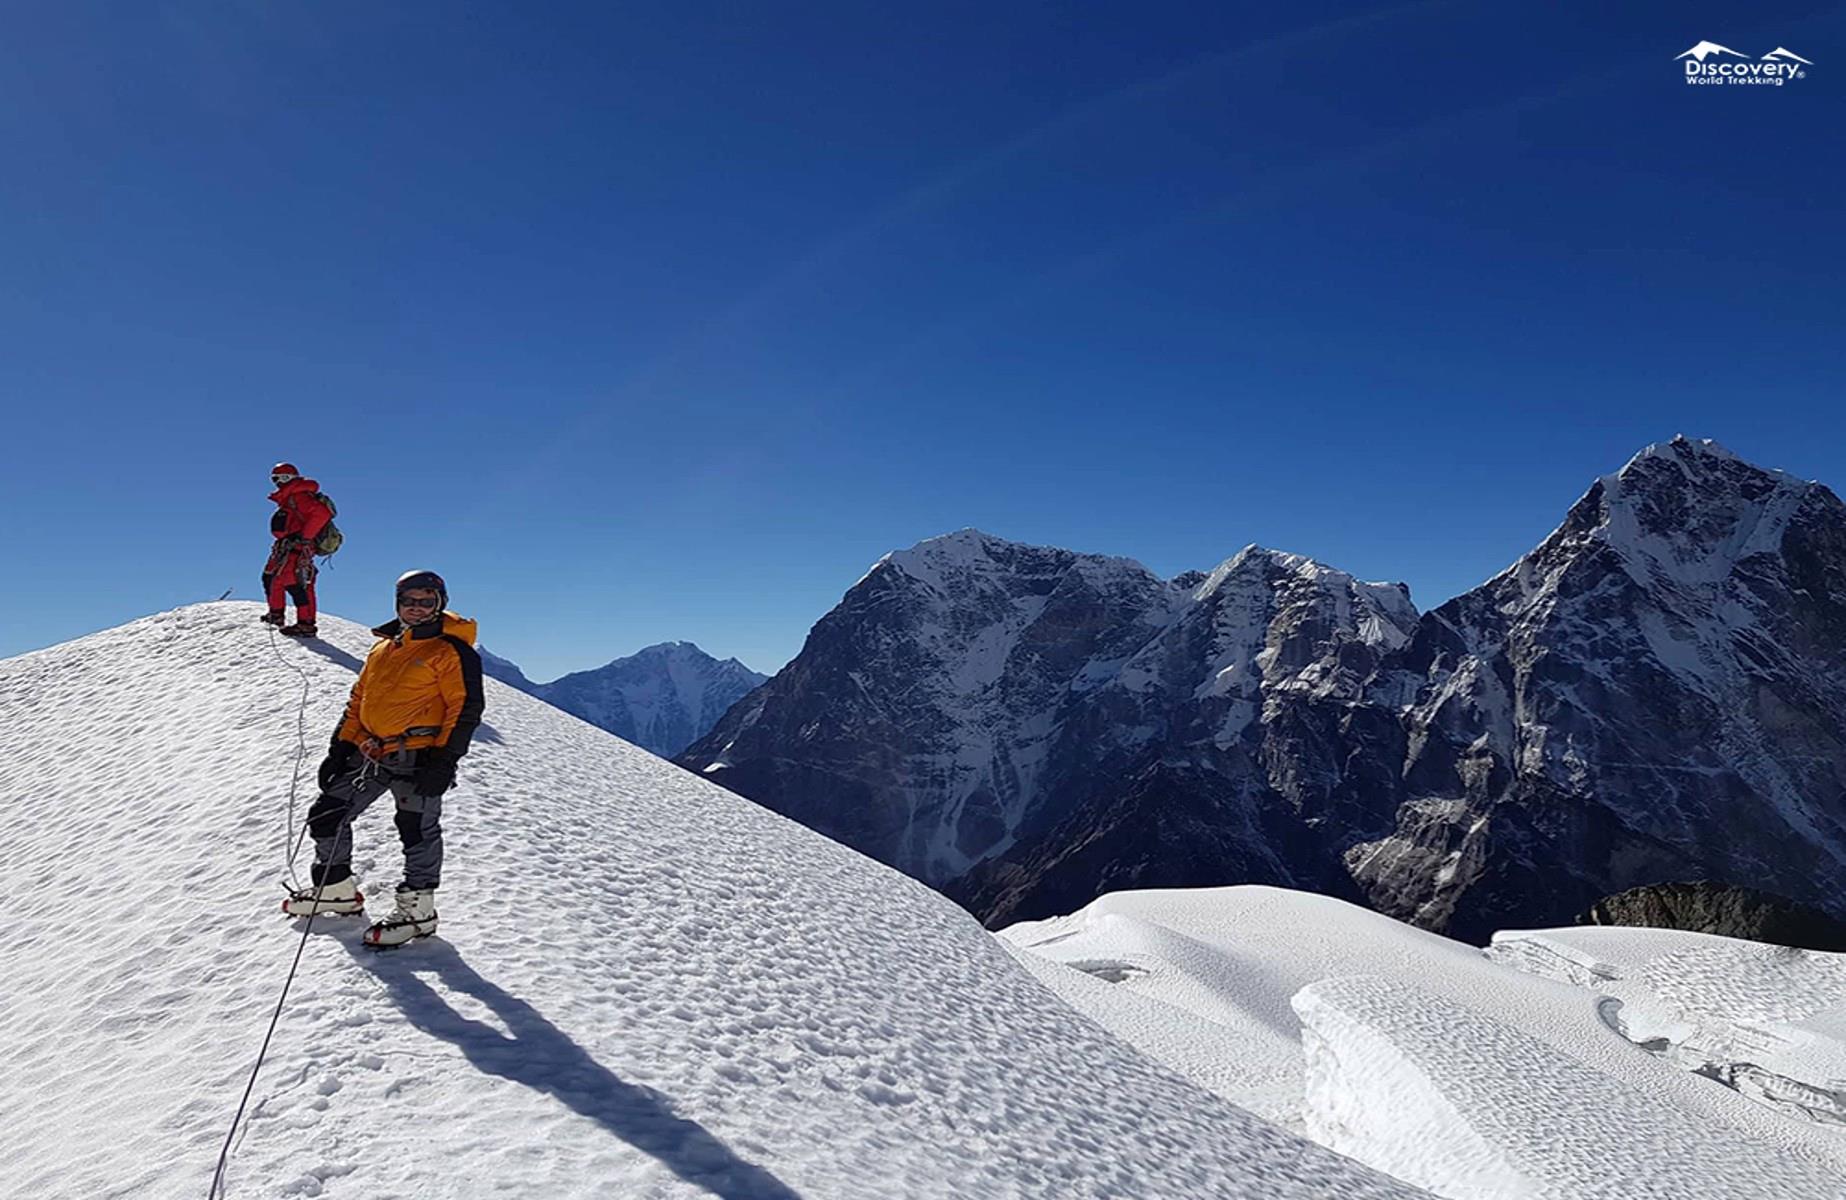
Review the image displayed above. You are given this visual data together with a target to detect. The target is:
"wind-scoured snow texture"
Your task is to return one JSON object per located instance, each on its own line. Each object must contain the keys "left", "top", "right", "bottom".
{"left": 1351, "top": 436, "right": 1846, "bottom": 938}
{"left": 999, "top": 886, "right": 1846, "bottom": 1185}
{"left": 681, "top": 529, "right": 1418, "bottom": 923}
{"left": 1491, "top": 926, "right": 1846, "bottom": 1127}
{"left": 1293, "top": 975, "right": 1841, "bottom": 1199}
{"left": 0, "top": 604, "right": 1426, "bottom": 1200}
{"left": 484, "top": 641, "right": 767, "bottom": 758}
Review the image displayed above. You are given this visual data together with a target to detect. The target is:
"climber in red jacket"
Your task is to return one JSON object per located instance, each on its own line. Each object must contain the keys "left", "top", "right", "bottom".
{"left": 262, "top": 462, "right": 333, "bottom": 638}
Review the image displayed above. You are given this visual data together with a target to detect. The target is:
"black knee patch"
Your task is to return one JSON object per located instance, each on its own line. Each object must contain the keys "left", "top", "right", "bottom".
{"left": 309, "top": 796, "right": 349, "bottom": 839}
{"left": 287, "top": 583, "right": 310, "bottom": 606}
{"left": 395, "top": 808, "right": 428, "bottom": 847}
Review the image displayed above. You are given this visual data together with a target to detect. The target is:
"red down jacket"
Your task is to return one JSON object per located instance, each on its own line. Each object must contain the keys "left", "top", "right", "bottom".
{"left": 269, "top": 477, "right": 333, "bottom": 546}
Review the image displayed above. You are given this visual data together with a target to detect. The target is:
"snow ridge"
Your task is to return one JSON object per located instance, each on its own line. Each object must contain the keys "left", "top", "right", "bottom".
{"left": 0, "top": 603, "right": 1425, "bottom": 1199}
{"left": 1351, "top": 434, "right": 1846, "bottom": 936}
{"left": 689, "top": 438, "right": 1846, "bottom": 938}
{"left": 1005, "top": 886, "right": 1846, "bottom": 1199}
{"left": 1491, "top": 927, "right": 1846, "bottom": 1129}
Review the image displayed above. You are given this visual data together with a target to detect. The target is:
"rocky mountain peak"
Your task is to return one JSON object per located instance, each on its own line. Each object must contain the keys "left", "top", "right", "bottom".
{"left": 483, "top": 641, "right": 767, "bottom": 759}
{"left": 626, "top": 640, "right": 754, "bottom": 671}
{"left": 687, "top": 440, "right": 1846, "bottom": 940}
{"left": 1586, "top": 436, "right": 1808, "bottom": 565}
{"left": 685, "top": 528, "right": 1420, "bottom": 890}
{"left": 1192, "top": 546, "right": 1418, "bottom": 640}
{"left": 876, "top": 528, "right": 1155, "bottom": 599}
{"left": 1191, "top": 543, "right": 1279, "bottom": 594}
{"left": 1493, "top": 437, "right": 1831, "bottom": 620}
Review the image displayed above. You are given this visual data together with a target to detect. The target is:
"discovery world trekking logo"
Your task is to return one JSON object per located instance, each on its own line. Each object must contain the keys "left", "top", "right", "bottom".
{"left": 1678, "top": 41, "right": 1813, "bottom": 86}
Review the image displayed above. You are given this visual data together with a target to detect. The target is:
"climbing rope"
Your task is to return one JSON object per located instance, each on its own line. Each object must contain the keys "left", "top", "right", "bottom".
{"left": 266, "top": 624, "right": 316, "bottom": 891}
{"left": 206, "top": 883, "right": 324, "bottom": 1199}
{"left": 207, "top": 625, "right": 362, "bottom": 1198}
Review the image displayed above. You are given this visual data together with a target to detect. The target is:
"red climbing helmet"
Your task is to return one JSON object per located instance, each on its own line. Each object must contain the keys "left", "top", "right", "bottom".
{"left": 271, "top": 462, "right": 300, "bottom": 485}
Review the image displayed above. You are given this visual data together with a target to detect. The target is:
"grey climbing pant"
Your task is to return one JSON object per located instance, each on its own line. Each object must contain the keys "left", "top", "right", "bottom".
{"left": 307, "top": 751, "right": 445, "bottom": 891}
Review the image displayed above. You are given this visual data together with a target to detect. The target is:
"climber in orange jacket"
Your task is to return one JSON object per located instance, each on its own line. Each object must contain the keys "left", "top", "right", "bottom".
{"left": 262, "top": 462, "right": 334, "bottom": 637}
{"left": 284, "top": 570, "right": 485, "bottom": 949}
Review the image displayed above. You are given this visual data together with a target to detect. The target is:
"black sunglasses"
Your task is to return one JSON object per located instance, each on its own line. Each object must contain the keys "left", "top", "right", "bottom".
{"left": 396, "top": 593, "right": 440, "bottom": 609}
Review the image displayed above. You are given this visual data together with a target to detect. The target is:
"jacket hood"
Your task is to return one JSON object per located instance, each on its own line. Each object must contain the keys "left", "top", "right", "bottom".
{"left": 371, "top": 612, "right": 478, "bottom": 645}
{"left": 268, "top": 476, "right": 321, "bottom": 504}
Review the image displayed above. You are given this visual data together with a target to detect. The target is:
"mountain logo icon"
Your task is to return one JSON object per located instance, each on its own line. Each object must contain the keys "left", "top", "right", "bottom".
{"left": 1676, "top": 41, "right": 1747, "bottom": 62}
{"left": 1679, "top": 40, "right": 1812, "bottom": 85}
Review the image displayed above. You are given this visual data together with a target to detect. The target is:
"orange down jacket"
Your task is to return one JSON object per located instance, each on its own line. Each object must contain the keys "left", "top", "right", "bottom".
{"left": 336, "top": 612, "right": 484, "bottom": 755}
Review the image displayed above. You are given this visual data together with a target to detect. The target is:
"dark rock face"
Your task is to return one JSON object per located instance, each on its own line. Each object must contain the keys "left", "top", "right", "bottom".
{"left": 1581, "top": 882, "right": 1846, "bottom": 952}
{"left": 682, "top": 440, "right": 1846, "bottom": 937}
{"left": 682, "top": 528, "right": 1419, "bottom": 896}
{"left": 484, "top": 642, "right": 767, "bottom": 758}
{"left": 1342, "top": 438, "right": 1846, "bottom": 940}
{"left": 953, "top": 760, "right": 1373, "bottom": 929}
{"left": 684, "top": 533, "right": 1189, "bottom": 881}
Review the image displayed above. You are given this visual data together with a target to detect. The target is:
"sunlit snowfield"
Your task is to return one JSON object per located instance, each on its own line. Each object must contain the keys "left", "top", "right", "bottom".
{"left": 3, "top": 602, "right": 1842, "bottom": 1198}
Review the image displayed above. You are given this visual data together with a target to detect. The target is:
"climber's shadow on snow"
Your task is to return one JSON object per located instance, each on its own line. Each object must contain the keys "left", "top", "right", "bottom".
{"left": 298, "top": 640, "right": 367, "bottom": 673}
{"left": 339, "top": 937, "right": 800, "bottom": 1199}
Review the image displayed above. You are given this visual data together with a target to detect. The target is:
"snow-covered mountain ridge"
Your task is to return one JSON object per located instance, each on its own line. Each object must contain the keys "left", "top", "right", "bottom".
{"left": 684, "top": 528, "right": 1416, "bottom": 893}
{"left": 0, "top": 603, "right": 1426, "bottom": 1198}
{"left": 683, "top": 438, "right": 1846, "bottom": 938}
{"left": 483, "top": 640, "right": 766, "bottom": 758}
{"left": 1351, "top": 436, "right": 1846, "bottom": 936}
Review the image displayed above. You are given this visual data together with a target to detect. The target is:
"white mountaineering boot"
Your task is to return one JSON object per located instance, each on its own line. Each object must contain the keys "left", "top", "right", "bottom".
{"left": 364, "top": 888, "right": 438, "bottom": 948}
{"left": 281, "top": 876, "right": 364, "bottom": 917}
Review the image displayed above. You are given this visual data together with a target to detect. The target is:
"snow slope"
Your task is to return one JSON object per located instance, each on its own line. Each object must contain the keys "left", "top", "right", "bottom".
{"left": 1490, "top": 926, "right": 1846, "bottom": 1127}
{"left": 0, "top": 603, "right": 1425, "bottom": 1200}
{"left": 1001, "top": 887, "right": 1846, "bottom": 1198}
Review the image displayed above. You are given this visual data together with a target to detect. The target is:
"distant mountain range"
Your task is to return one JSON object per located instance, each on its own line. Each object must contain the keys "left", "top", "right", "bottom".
{"left": 680, "top": 438, "right": 1846, "bottom": 940}
{"left": 483, "top": 642, "right": 766, "bottom": 758}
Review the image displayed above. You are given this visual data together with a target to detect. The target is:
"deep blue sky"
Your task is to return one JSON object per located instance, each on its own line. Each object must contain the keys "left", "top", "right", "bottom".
{"left": 2, "top": 1, "right": 1841, "bottom": 679}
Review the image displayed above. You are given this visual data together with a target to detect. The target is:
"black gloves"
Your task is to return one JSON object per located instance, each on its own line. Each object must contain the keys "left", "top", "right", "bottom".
{"left": 320, "top": 740, "right": 457, "bottom": 794}
{"left": 414, "top": 747, "right": 459, "bottom": 796}
{"left": 319, "top": 740, "right": 358, "bottom": 789}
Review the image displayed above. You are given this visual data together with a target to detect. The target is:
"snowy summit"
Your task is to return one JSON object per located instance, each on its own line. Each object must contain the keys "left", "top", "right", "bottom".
{"left": 7, "top": 603, "right": 1846, "bottom": 1199}
{"left": 484, "top": 640, "right": 767, "bottom": 759}
{"left": 1, "top": 602, "right": 1421, "bottom": 1199}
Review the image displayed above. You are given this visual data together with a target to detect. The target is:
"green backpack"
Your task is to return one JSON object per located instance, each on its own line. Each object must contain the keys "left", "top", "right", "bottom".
{"left": 303, "top": 492, "right": 343, "bottom": 556}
